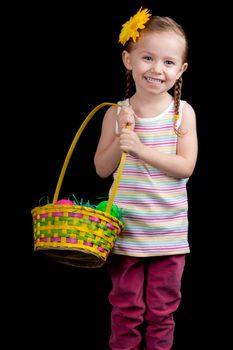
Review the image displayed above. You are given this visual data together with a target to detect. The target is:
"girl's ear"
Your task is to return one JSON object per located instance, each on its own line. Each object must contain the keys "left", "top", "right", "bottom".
{"left": 182, "top": 62, "right": 188, "bottom": 73}
{"left": 122, "top": 50, "right": 132, "bottom": 70}
{"left": 177, "top": 62, "right": 188, "bottom": 80}
{"left": 179, "top": 62, "right": 188, "bottom": 78}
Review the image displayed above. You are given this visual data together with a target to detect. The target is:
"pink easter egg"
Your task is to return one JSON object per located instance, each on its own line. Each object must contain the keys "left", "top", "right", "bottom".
{"left": 55, "top": 199, "right": 75, "bottom": 205}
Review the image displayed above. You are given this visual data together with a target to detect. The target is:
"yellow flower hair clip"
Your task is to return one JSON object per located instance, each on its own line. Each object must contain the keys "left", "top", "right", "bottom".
{"left": 119, "top": 7, "right": 152, "bottom": 46}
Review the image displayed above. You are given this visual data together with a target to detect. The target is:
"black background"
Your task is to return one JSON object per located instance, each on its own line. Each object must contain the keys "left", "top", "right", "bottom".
{"left": 6, "top": 0, "right": 225, "bottom": 349}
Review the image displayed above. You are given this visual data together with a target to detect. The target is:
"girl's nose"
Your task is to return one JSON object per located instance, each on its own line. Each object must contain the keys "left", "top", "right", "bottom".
{"left": 150, "top": 61, "right": 163, "bottom": 74}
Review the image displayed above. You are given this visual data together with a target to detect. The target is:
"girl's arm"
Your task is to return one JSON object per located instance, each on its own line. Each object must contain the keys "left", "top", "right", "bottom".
{"left": 119, "top": 103, "right": 198, "bottom": 179}
{"left": 94, "top": 106, "right": 122, "bottom": 178}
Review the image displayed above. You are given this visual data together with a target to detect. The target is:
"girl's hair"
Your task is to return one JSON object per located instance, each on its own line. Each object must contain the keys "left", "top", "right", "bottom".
{"left": 123, "top": 16, "right": 188, "bottom": 134}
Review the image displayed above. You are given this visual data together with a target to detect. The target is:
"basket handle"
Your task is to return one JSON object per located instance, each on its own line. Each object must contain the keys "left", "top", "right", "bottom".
{"left": 52, "top": 102, "right": 126, "bottom": 214}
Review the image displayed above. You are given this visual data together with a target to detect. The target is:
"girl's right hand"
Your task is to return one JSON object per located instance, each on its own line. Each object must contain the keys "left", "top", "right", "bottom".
{"left": 116, "top": 105, "right": 136, "bottom": 135}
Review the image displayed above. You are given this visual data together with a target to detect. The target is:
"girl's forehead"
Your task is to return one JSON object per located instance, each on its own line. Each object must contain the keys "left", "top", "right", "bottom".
{"left": 133, "top": 31, "right": 186, "bottom": 55}
{"left": 142, "top": 30, "right": 185, "bottom": 45}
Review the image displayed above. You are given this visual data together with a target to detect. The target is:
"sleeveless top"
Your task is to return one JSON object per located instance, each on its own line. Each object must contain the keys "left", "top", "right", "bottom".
{"left": 110, "top": 98, "right": 190, "bottom": 257}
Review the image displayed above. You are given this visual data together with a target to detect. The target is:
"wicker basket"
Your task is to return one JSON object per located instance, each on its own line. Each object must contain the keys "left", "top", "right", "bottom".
{"left": 31, "top": 102, "right": 126, "bottom": 268}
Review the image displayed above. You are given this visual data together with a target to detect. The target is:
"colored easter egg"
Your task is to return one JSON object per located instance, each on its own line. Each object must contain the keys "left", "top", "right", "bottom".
{"left": 96, "top": 200, "right": 122, "bottom": 219}
{"left": 55, "top": 199, "right": 75, "bottom": 205}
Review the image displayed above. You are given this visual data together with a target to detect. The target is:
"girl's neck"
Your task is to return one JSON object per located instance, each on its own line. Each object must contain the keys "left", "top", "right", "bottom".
{"left": 129, "top": 92, "right": 173, "bottom": 119}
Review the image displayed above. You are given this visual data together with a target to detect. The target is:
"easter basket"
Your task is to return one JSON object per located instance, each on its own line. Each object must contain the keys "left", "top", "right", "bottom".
{"left": 31, "top": 102, "right": 126, "bottom": 268}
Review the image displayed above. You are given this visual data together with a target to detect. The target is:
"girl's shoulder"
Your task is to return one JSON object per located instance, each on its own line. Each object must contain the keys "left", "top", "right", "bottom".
{"left": 179, "top": 99, "right": 195, "bottom": 112}
{"left": 177, "top": 100, "right": 195, "bottom": 127}
{"left": 178, "top": 101, "right": 196, "bottom": 131}
{"left": 115, "top": 98, "right": 130, "bottom": 115}
{"left": 181, "top": 101, "right": 196, "bottom": 118}
{"left": 117, "top": 98, "right": 130, "bottom": 108}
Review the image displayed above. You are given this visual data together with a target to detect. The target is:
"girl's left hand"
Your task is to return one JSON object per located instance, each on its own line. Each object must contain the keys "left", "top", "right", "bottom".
{"left": 119, "top": 128, "right": 144, "bottom": 157}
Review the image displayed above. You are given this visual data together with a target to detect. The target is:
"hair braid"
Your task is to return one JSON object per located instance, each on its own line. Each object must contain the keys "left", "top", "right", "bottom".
{"left": 173, "top": 77, "right": 184, "bottom": 135}
{"left": 174, "top": 77, "right": 183, "bottom": 115}
{"left": 124, "top": 70, "right": 135, "bottom": 99}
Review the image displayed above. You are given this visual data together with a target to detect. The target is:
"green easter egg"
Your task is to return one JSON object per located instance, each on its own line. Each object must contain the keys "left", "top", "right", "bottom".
{"left": 96, "top": 201, "right": 122, "bottom": 219}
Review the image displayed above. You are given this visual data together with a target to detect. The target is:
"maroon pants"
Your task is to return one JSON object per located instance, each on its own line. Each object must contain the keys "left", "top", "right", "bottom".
{"left": 107, "top": 254, "right": 185, "bottom": 350}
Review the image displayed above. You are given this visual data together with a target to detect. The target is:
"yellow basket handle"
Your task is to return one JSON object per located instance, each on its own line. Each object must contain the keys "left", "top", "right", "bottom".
{"left": 52, "top": 102, "right": 126, "bottom": 215}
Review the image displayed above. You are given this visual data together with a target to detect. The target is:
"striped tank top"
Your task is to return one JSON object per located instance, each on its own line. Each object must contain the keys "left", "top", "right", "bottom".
{"left": 110, "top": 98, "right": 190, "bottom": 257}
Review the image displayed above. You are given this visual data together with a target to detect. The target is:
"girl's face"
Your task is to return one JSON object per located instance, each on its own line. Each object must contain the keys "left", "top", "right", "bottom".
{"left": 122, "top": 31, "right": 188, "bottom": 95}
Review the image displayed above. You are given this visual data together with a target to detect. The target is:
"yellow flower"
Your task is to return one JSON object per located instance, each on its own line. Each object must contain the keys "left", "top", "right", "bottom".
{"left": 119, "top": 7, "right": 152, "bottom": 46}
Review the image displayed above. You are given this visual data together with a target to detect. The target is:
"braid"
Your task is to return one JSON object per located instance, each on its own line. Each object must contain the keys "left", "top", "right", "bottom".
{"left": 174, "top": 76, "right": 183, "bottom": 115}
{"left": 173, "top": 77, "right": 184, "bottom": 136}
{"left": 124, "top": 70, "right": 135, "bottom": 99}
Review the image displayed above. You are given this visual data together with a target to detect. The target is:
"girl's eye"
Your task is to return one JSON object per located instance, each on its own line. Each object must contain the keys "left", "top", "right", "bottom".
{"left": 143, "top": 56, "right": 152, "bottom": 61}
{"left": 165, "top": 60, "right": 175, "bottom": 65}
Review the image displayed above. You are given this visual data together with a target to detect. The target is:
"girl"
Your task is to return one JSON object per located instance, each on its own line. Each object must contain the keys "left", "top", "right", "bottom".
{"left": 94, "top": 7, "right": 198, "bottom": 350}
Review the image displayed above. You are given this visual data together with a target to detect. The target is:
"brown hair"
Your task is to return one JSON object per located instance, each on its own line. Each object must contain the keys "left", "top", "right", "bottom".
{"left": 123, "top": 16, "right": 188, "bottom": 134}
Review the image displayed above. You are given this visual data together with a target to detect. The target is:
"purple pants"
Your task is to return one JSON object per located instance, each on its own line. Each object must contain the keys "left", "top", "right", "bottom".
{"left": 107, "top": 254, "right": 185, "bottom": 350}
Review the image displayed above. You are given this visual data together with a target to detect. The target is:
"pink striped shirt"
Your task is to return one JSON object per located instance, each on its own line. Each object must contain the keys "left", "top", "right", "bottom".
{"left": 110, "top": 99, "right": 190, "bottom": 257}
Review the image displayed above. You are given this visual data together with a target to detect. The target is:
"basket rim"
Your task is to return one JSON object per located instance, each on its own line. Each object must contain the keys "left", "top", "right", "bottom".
{"left": 31, "top": 203, "right": 124, "bottom": 228}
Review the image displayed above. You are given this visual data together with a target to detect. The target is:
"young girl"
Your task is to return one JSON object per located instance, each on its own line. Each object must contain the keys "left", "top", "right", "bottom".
{"left": 94, "top": 7, "right": 198, "bottom": 350}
